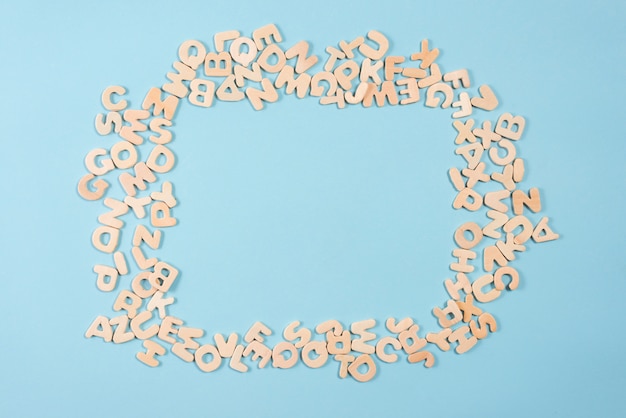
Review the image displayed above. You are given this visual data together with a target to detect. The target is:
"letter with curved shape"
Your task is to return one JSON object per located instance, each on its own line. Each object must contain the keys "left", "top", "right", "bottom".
{"left": 425, "top": 82, "right": 453, "bottom": 109}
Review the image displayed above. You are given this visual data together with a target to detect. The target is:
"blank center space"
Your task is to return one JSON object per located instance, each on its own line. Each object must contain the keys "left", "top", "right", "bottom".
{"left": 167, "top": 99, "right": 455, "bottom": 329}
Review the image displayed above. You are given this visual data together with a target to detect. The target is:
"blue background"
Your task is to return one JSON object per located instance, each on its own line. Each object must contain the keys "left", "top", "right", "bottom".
{"left": 1, "top": 0, "right": 625, "bottom": 417}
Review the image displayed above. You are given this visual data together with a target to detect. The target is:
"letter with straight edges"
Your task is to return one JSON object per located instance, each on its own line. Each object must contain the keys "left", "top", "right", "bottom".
{"left": 245, "top": 78, "right": 279, "bottom": 110}
{"left": 118, "top": 162, "right": 156, "bottom": 197}
{"left": 162, "top": 61, "right": 196, "bottom": 98}
{"left": 285, "top": 40, "right": 318, "bottom": 73}
{"left": 85, "top": 315, "right": 113, "bottom": 342}
{"left": 274, "top": 65, "right": 311, "bottom": 98}
{"left": 204, "top": 52, "right": 233, "bottom": 77}
{"left": 113, "top": 289, "right": 142, "bottom": 319}
{"left": 362, "top": 80, "right": 398, "bottom": 107}
{"left": 119, "top": 109, "right": 150, "bottom": 145}
{"left": 142, "top": 87, "right": 180, "bottom": 120}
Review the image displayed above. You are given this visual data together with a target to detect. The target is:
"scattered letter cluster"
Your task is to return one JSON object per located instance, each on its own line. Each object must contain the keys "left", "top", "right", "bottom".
{"left": 79, "top": 24, "right": 559, "bottom": 382}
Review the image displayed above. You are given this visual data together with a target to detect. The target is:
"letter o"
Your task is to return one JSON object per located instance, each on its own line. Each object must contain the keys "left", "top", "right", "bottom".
{"left": 272, "top": 342, "right": 299, "bottom": 369}
{"left": 195, "top": 344, "right": 222, "bottom": 372}
{"left": 110, "top": 140, "right": 138, "bottom": 169}
{"left": 301, "top": 341, "right": 328, "bottom": 368}
{"left": 454, "top": 222, "right": 484, "bottom": 249}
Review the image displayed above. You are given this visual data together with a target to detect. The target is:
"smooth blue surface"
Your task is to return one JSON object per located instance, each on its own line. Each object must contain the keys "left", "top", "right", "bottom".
{"left": 1, "top": 1, "right": 625, "bottom": 417}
